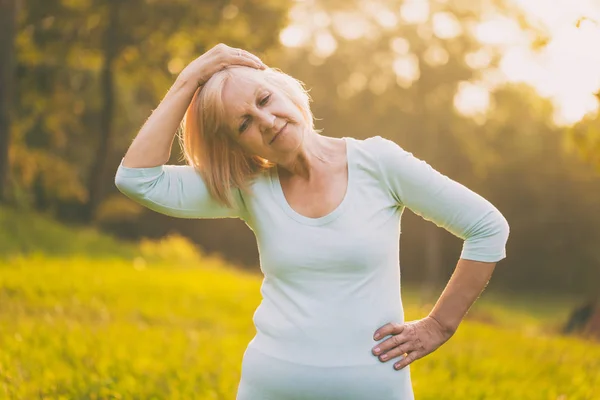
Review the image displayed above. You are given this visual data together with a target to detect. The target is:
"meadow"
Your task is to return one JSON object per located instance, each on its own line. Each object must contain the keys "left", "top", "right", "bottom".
{"left": 1, "top": 209, "right": 598, "bottom": 399}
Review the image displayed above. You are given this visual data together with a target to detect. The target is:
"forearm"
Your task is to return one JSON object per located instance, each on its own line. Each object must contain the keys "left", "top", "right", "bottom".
{"left": 428, "top": 258, "right": 496, "bottom": 335}
{"left": 122, "top": 75, "right": 199, "bottom": 168}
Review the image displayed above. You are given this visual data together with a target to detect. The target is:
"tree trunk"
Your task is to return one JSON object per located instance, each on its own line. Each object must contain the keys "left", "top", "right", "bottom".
{"left": 84, "top": 0, "right": 118, "bottom": 222}
{"left": 0, "top": 0, "right": 17, "bottom": 203}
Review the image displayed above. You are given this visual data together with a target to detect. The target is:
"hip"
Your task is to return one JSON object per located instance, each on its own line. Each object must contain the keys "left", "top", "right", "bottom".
{"left": 236, "top": 345, "right": 414, "bottom": 400}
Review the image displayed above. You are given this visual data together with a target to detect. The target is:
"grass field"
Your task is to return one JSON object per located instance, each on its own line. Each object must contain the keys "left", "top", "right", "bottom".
{"left": 1, "top": 208, "right": 599, "bottom": 399}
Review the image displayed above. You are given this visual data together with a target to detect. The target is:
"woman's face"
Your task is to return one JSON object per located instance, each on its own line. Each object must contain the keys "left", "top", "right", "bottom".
{"left": 221, "top": 68, "right": 307, "bottom": 161}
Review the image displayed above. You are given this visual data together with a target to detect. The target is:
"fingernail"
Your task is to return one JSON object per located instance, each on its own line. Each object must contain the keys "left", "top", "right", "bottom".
{"left": 374, "top": 333, "right": 380, "bottom": 340}
{"left": 374, "top": 347, "right": 380, "bottom": 354}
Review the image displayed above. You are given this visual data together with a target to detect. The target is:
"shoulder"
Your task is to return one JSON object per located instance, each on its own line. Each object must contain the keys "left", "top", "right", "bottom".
{"left": 350, "top": 135, "right": 413, "bottom": 169}
{"left": 352, "top": 135, "right": 438, "bottom": 201}
{"left": 353, "top": 135, "right": 406, "bottom": 155}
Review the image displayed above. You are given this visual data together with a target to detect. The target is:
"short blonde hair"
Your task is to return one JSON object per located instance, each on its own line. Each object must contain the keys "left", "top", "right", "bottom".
{"left": 179, "top": 66, "right": 319, "bottom": 209}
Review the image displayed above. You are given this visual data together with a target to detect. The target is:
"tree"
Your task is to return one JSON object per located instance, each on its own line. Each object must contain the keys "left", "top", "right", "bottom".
{"left": 0, "top": 0, "right": 17, "bottom": 203}
{"left": 276, "top": 0, "right": 524, "bottom": 299}
{"left": 12, "top": 0, "right": 290, "bottom": 219}
{"left": 83, "top": 0, "right": 119, "bottom": 222}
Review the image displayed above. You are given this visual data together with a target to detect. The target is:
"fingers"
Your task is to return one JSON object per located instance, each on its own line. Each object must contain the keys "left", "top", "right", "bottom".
{"left": 372, "top": 322, "right": 418, "bottom": 369}
{"left": 372, "top": 332, "right": 418, "bottom": 370}
{"left": 394, "top": 351, "right": 418, "bottom": 370}
{"left": 373, "top": 321, "right": 404, "bottom": 340}
{"left": 372, "top": 339, "right": 410, "bottom": 361}
{"left": 184, "top": 44, "right": 266, "bottom": 86}
{"left": 232, "top": 47, "right": 267, "bottom": 69}
{"left": 372, "top": 319, "right": 446, "bottom": 371}
{"left": 372, "top": 330, "right": 409, "bottom": 358}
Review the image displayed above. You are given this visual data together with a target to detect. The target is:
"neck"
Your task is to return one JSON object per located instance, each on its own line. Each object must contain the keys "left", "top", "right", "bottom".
{"left": 278, "top": 131, "right": 340, "bottom": 181}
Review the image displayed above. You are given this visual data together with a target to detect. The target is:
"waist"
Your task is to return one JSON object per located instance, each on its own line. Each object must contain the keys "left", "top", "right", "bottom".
{"left": 248, "top": 331, "right": 384, "bottom": 367}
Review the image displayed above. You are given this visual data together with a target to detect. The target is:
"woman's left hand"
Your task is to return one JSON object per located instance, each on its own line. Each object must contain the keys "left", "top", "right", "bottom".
{"left": 372, "top": 316, "right": 455, "bottom": 370}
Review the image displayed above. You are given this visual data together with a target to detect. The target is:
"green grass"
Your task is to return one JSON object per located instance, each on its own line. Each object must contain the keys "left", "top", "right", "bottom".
{"left": 0, "top": 256, "right": 257, "bottom": 399}
{"left": 0, "top": 207, "right": 598, "bottom": 398}
{"left": 1, "top": 256, "right": 598, "bottom": 399}
{"left": 0, "top": 207, "right": 138, "bottom": 260}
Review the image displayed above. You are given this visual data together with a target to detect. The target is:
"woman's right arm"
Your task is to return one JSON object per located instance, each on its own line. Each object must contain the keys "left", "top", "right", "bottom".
{"left": 115, "top": 44, "right": 266, "bottom": 219}
{"left": 120, "top": 75, "right": 199, "bottom": 168}
{"left": 122, "top": 44, "right": 265, "bottom": 168}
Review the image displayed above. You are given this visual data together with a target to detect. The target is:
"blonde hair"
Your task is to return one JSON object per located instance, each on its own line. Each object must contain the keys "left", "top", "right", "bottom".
{"left": 179, "top": 66, "right": 319, "bottom": 209}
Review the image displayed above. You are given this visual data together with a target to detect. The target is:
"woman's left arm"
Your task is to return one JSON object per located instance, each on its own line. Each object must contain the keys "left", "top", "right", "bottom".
{"left": 428, "top": 258, "right": 496, "bottom": 336}
{"left": 369, "top": 136, "right": 509, "bottom": 370}
{"left": 372, "top": 259, "right": 496, "bottom": 370}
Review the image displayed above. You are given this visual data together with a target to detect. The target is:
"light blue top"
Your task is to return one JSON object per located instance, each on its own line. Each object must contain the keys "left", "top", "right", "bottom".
{"left": 115, "top": 135, "right": 509, "bottom": 367}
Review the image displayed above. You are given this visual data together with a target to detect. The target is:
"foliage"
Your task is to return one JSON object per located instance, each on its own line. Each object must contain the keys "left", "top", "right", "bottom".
{"left": 5, "top": 0, "right": 600, "bottom": 296}
{"left": 11, "top": 0, "right": 290, "bottom": 212}
{"left": 0, "top": 206, "right": 138, "bottom": 260}
{"left": 566, "top": 113, "right": 600, "bottom": 171}
{"left": 0, "top": 205, "right": 209, "bottom": 267}
{"left": 274, "top": 0, "right": 600, "bottom": 296}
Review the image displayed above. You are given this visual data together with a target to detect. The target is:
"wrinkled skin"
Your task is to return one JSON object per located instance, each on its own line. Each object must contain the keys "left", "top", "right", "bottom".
{"left": 372, "top": 316, "right": 455, "bottom": 370}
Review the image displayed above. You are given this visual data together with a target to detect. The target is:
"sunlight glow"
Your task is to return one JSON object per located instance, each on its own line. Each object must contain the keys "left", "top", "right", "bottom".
{"left": 393, "top": 54, "right": 420, "bottom": 88}
{"left": 337, "top": 72, "right": 368, "bottom": 99}
{"left": 363, "top": 2, "right": 398, "bottom": 29}
{"left": 280, "top": 25, "right": 310, "bottom": 48}
{"left": 454, "top": 81, "right": 491, "bottom": 118}
{"left": 280, "top": 0, "right": 600, "bottom": 125}
{"left": 390, "top": 37, "right": 411, "bottom": 55}
{"left": 474, "top": 16, "right": 522, "bottom": 45}
{"left": 432, "top": 12, "right": 462, "bottom": 39}
{"left": 500, "top": 0, "right": 600, "bottom": 125}
{"left": 332, "top": 11, "right": 371, "bottom": 40}
{"left": 465, "top": 49, "right": 493, "bottom": 69}
{"left": 423, "top": 44, "right": 449, "bottom": 67}
{"left": 400, "top": 0, "right": 430, "bottom": 24}
{"left": 314, "top": 31, "right": 337, "bottom": 58}
{"left": 313, "top": 11, "right": 331, "bottom": 28}
{"left": 221, "top": 4, "right": 239, "bottom": 20}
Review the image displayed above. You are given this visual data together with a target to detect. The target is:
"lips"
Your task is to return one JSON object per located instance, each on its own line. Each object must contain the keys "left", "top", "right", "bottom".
{"left": 269, "top": 123, "right": 287, "bottom": 144}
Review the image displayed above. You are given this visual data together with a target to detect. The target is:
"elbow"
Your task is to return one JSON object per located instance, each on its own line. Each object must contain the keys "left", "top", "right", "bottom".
{"left": 114, "top": 175, "right": 130, "bottom": 197}
{"left": 496, "top": 212, "right": 510, "bottom": 243}
{"left": 482, "top": 210, "right": 509, "bottom": 245}
{"left": 114, "top": 171, "right": 141, "bottom": 199}
{"left": 461, "top": 211, "right": 510, "bottom": 263}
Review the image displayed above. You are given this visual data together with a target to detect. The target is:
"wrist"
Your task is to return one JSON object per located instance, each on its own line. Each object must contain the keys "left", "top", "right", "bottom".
{"left": 427, "top": 314, "right": 458, "bottom": 336}
{"left": 176, "top": 70, "right": 203, "bottom": 90}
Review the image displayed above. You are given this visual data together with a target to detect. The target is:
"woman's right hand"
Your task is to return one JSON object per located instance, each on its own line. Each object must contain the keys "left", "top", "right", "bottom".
{"left": 179, "top": 43, "right": 267, "bottom": 87}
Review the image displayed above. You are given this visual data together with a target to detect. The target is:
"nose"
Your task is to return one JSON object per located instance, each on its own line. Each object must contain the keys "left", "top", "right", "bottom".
{"left": 257, "top": 111, "right": 276, "bottom": 134}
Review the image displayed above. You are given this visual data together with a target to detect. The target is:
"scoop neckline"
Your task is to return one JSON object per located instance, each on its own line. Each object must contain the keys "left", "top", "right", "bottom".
{"left": 269, "top": 137, "right": 353, "bottom": 226}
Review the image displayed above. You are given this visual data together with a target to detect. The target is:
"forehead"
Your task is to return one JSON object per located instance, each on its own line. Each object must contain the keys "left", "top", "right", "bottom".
{"left": 221, "top": 69, "right": 269, "bottom": 118}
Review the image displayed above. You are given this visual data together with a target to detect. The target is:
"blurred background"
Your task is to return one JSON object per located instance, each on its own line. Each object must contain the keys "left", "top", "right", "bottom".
{"left": 1, "top": 0, "right": 599, "bottom": 398}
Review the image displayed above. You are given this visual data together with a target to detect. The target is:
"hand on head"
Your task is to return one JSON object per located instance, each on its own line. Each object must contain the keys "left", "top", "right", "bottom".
{"left": 179, "top": 43, "right": 267, "bottom": 87}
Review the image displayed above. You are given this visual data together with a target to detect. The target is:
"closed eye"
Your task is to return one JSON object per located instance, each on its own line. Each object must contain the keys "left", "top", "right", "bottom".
{"left": 260, "top": 94, "right": 271, "bottom": 106}
{"left": 239, "top": 94, "right": 271, "bottom": 133}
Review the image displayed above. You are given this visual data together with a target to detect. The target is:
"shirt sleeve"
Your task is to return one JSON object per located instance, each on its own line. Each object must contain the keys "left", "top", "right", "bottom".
{"left": 114, "top": 159, "right": 246, "bottom": 220}
{"left": 372, "top": 136, "right": 509, "bottom": 263}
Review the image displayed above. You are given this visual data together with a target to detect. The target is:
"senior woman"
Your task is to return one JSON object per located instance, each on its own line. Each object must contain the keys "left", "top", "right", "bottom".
{"left": 115, "top": 44, "right": 509, "bottom": 399}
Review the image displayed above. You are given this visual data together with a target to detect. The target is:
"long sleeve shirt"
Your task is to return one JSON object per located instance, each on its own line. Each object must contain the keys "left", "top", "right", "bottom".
{"left": 114, "top": 135, "right": 509, "bottom": 367}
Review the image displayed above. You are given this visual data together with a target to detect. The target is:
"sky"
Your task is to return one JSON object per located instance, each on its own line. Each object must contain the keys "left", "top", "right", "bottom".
{"left": 280, "top": 0, "right": 600, "bottom": 126}
{"left": 493, "top": 0, "right": 600, "bottom": 125}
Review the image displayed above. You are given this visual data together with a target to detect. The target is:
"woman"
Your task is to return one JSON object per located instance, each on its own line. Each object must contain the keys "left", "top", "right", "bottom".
{"left": 115, "top": 43, "right": 510, "bottom": 399}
